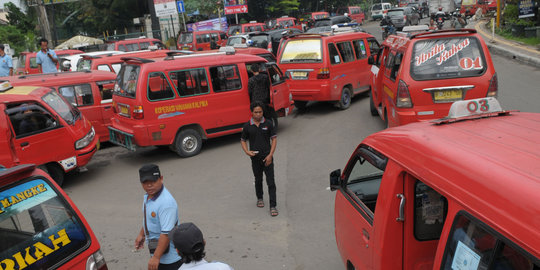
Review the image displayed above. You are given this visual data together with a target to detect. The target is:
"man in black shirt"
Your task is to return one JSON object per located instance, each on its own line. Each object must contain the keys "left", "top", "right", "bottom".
{"left": 240, "top": 102, "right": 278, "bottom": 216}
{"left": 248, "top": 63, "right": 272, "bottom": 121}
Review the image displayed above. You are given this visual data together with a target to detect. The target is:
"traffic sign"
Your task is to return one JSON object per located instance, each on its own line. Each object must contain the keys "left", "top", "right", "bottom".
{"left": 177, "top": 0, "right": 185, "bottom": 13}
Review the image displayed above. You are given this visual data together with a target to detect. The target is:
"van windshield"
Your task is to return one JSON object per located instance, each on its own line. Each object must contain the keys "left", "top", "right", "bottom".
{"left": 280, "top": 39, "right": 322, "bottom": 63}
{"left": 42, "top": 90, "right": 80, "bottom": 125}
{"left": 77, "top": 58, "right": 92, "bottom": 71}
{"left": 0, "top": 177, "right": 90, "bottom": 269}
{"left": 179, "top": 32, "right": 193, "bottom": 44}
{"left": 115, "top": 64, "right": 140, "bottom": 98}
{"left": 411, "top": 37, "right": 487, "bottom": 80}
{"left": 372, "top": 4, "right": 382, "bottom": 10}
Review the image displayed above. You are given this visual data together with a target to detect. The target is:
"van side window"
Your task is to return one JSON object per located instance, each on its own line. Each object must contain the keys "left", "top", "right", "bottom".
{"left": 328, "top": 43, "right": 342, "bottom": 65}
{"left": 30, "top": 57, "right": 38, "bottom": 68}
{"left": 336, "top": 42, "right": 355, "bottom": 63}
{"left": 97, "top": 80, "right": 115, "bottom": 100}
{"left": 118, "top": 45, "right": 127, "bottom": 52}
{"left": 126, "top": 43, "right": 139, "bottom": 52}
{"left": 97, "top": 65, "right": 112, "bottom": 72}
{"left": 171, "top": 69, "right": 210, "bottom": 97}
{"left": 442, "top": 213, "right": 539, "bottom": 270}
{"left": 111, "top": 63, "right": 122, "bottom": 74}
{"left": 7, "top": 103, "right": 59, "bottom": 137}
{"left": 414, "top": 181, "right": 447, "bottom": 240}
{"left": 384, "top": 52, "right": 395, "bottom": 78}
{"left": 375, "top": 46, "right": 386, "bottom": 67}
{"left": 220, "top": 33, "right": 227, "bottom": 40}
{"left": 59, "top": 84, "right": 93, "bottom": 106}
{"left": 147, "top": 72, "right": 175, "bottom": 101}
{"left": 367, "top": 38, "right": 380, "bottom": 55}
{"left": 352, "top": 40, "right": 367, "bottom": 59}
{"left": 140, "top": 42, "right": 150, "bottom": 50}
{"left": 209, "top": 65, "right": 242, "bottom": 92}
{"left": 267, "top": 64, "right": 285, "bottom": 85}
{"left": 344, "top": 146, "right": 388, "bottom": 219}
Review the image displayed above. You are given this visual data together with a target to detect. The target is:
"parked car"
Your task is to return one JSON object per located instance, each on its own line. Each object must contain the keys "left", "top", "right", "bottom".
{"left": 386, "top": 8, "right": 409, "bottom": 31}
{"left": 336, "top": 6, "right": 367, "bottom": 24}
{"left": 177, "top": 30, "right": 228, "bottom": 51}
{"left": 266, "top": 16, "right": 302, "bottom": 31}
{"left": 60, "top": 50, "right": 124, "bottom": 71}
{"left": 16, "top": 49, "right": 84, "bottom": 75}
{"left": 314, "top": 15, "right": 353, "bottom": 27}
{"left": 407, "top": 2, "right": 427, "bottom": 19}
{"left": 371, "top": 2, "right": 392, "bottom": 20}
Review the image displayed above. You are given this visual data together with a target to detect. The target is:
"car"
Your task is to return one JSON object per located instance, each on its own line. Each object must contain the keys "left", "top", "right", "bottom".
{"left": 336, "top": 6, "right": 367, "bottom": 24}
{"left": 266, "top": 16, "right": 302, "bottom": 31}
{"left": 0, "top": 164, "right": 108, "bottom": 269}
{"left": 371, "top": 2, "right": 392, "bottom": 20}
{"left": 59, "top": 50, "right": 125, "bottom": 71}
{"left": 406, "top": 2, "right": 425, "bottom": 19}
{"left": 177, "top": 30, "right": 228, "bottom": 51}
{"left": 226, "top": 33, "right": 251, "bottom": 47}
{"left": 16, "top": 49, "right": 84, "bottom": 75}
{"left": 0, "top": 81, "right": 98, "bottom": 185}
{"left": 403, "top": 6, "right": 421, "bottom": 26}
{"left": 76, "top": 48, "right": 170, "bottom": 74}
{"left": 278, "top": 29, "right": 379, "bottom": 110}
{"left": 386, "top": 8, "right": 409, "bottom": 31}
{"left": 105, "top": 37, "right": 165, "bottom": 52}
{"left": 368, "top": 29, "right": 498, "bottom": 127}
{"left": 313, "top": 15, "right": 353, "bottom": 27}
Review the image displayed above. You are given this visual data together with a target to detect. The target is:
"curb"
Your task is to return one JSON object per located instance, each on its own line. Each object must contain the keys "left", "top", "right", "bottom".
{"left": 474, "top": 20, "right": 540, "bottom": 68}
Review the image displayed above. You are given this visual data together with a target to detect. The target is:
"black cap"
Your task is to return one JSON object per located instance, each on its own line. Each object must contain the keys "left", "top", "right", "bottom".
{"left": 139, "top": 164, "right": 161, "bottom": 183}
{"left": 170, "top": 222, "right": 204, "bottom": 254}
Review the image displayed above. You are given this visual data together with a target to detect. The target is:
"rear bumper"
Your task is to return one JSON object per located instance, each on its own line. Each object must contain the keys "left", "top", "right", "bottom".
{"left": 289, "top": 83, "right": 335, "bottom": 101}
{"left": 392, "top": 104, "right": 452, "bottom": 126}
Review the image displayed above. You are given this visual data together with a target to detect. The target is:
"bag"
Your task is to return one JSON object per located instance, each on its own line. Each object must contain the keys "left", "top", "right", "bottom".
{"left": 148, "top": 238, "right": 169, "bottom": 254}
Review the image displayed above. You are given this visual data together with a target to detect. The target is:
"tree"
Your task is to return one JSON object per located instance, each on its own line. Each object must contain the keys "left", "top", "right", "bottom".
{"left": 4, "top": 2, "right": 36, "bottom": 34}
{"left": 0, "top": 25, "right": 37, "bottom": 55}
{"left": 266, "top": 0, "right": 300, "bottom": 17}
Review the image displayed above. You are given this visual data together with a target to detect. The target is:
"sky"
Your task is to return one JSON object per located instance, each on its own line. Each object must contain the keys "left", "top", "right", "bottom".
{"left": 0, "top": 0, "right": 23, "bottom": 9}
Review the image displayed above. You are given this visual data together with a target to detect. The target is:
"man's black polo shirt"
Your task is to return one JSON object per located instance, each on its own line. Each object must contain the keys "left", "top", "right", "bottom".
{"left": 241, "top": 117, "right": 276, "bottom": 156}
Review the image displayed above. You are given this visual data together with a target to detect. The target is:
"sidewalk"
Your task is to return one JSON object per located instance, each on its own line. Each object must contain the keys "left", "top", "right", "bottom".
{"left": 471, "top": 19, "right": 540, "bottom": 68}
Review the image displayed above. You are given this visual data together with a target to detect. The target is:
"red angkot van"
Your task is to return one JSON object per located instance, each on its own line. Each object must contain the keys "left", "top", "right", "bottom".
{"left": 2, "top": 71, "right": 117, "bottom": 142}
{"left": 0, "top": 164, "right": 107, "bottom": 269}
{"left": 177, "top": 30, "right": 228, "bottom": 51}
{"left": 329, "top": 98, "right": 540, "bottom": 270}
{"left": 16, "top": 50, "right": 83, "bottom": 75}
{"left": 108, "top": 47, "right": 293, "bottom": 157}
{"left": 0, "top": 82, "right": 98, "bottom": 185}
{"left": 278, "top": 30, "right": 380, "bottom": 109}
{"left": 77, "top": 49, "right": 171, "bottom": 74}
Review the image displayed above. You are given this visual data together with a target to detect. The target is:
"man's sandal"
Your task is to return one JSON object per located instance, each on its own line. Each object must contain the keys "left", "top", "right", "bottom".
{"left": 257, "top": 199, "right": 264, "bottom": 208}
{"left": 270, "top": 207, "right": 278, "bottom": 217}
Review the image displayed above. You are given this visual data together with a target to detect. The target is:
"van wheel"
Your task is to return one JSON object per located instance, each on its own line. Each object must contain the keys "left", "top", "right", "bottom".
{"left": 47, "top": 164, "right": 65, "bottom": 186}
{"left": 338, "top": 87, "right": 352, "bottom": 110}
{"left": 174, "top": 129, "right": 202, "bottom": 157}
{"left": 369, "top": 92, "right": 378, "bottom": 116}
{"left": 294, "top": 100, "right": 308, "bottom": 110}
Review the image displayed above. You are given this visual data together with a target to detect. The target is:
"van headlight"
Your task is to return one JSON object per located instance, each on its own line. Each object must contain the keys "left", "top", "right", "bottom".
{"left": 76, "top": 127, "right": 95, "bottom": 150}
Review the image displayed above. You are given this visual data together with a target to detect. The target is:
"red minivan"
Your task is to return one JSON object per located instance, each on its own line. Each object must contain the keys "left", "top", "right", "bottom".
{"left": 0, "top": 82, "right": 98, "bottom": 185}
{"left": 16, "top": 50, "right": 84, "bottom": 75}
{"left": 108, "top": 47, "right": 293, "bottom": 157}
{"left": 0, "top": 164, "right": 107, "bottom": 269}
{"left": 3, "top": 71, "right": 118, "bottom": 142}
{"left": 77, "top": 49, "right": 171, "bottom": 74}
{"left": 177, "top": 30, "right": 228, "bottom": 51}
{"left": 278, "top": 30, "right": 380, "bottom": 109}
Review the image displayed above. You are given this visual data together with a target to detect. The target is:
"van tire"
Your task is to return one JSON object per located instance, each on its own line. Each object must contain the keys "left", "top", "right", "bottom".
{"left": 294, "top": 100, "right": 308, "bottom": 110}
{"left": 369, "top": 92, "right": 378, "bottom": 116}
{"left": 46, "top": 164, "right": 65, "bottom": 186}
{"left": 338, "top": 87, "right": 352, "bottom": 110}
{"left": 174, "top": 129, "right": 202, "bottom": 157}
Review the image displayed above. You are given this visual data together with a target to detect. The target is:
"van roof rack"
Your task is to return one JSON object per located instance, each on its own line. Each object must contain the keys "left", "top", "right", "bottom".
{"left": 120, "top": 57, "right": 155, "bottom": 63}
{"left": 164, "top": 50, "right": 194, "bottom": 59}
{"left": 15, "top": 70, "right": 91, "bottom": 80}
{"left": 410, "top": 28, "right": 477, "bottom": 39}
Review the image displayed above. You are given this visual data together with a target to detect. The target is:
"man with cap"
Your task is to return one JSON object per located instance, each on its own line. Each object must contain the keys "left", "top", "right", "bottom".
{"left": 171, "top": 222, "right": 233, "bottom": 269}
{"left": 135, "top": 164, "right": 182, "bottom": 270}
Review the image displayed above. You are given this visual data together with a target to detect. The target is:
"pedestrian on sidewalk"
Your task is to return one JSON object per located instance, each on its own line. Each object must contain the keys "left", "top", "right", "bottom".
{"left": 134, "top": 164, "right": 182, "bottom": 270}
{"left": 171, "top": 222, "right": 234, "bottom": 269}
{"left": 240, "top": 102, "right": 279, "bottom": 217}
{"left": 0, "top": 44, "right": 13, "bottom": 76}
{"left": 36, "top": 38, "right": 58, "bottom": 73}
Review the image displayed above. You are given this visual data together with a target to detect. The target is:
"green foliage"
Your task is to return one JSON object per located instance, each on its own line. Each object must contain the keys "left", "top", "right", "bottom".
{"left": 185, "top": 0, "right": 221, "bottom": 18}
{"left": 503, "top": 4, "right": 519, "bottom": 23}
{"left": 267, "top": 0, "right": 300, "bottom": 17}
{"left": 4, "top": 2, "right": 35, "bottom": 34}
{"left": 0, "top": 25, "right": 37, "bottom": 55}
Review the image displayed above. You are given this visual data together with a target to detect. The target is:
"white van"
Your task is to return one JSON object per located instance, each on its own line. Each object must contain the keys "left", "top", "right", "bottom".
{"left": 371, "top": 2, "right": 392, "bottom": 20}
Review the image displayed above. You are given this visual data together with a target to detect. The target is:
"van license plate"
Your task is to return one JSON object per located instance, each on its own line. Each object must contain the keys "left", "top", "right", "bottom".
{"left": 291, "top": 71, "right": 308, "bottom": 78}
{"left": 119, "top": 105, "right": 129, "bottom": 115}
{"left": 434, "top": 90, "right": 462, "bottom": 102}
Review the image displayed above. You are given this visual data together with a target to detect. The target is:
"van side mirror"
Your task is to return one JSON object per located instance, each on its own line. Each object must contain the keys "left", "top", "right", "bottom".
{"left": 329, "top": 169, "right": 342, "bottom": 191}
{"left": 368, "top": 55, "right": 375, "bottom": 65}
{"left": 284, "top": 72, "right": 290, "bottom": 80}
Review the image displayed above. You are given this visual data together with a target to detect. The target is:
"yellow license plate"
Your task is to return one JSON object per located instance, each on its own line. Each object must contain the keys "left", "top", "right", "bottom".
{"left": 182, "top": 46, "right": 189, "bottom": 50}
{"left": 120, "top": 105, "right": 129, "bottom": 115}
{"left": 292, "top": 71, "right": 308, "bottom": 77}
{"left": 434, "top": 90, "right": 462, "bottom": 101}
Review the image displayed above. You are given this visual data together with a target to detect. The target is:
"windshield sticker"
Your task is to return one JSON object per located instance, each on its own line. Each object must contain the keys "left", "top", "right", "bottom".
{"left": 0, "top": 228, "right": 72, "bottom": 269}
{"left": 451, "top": 241, "right": 481, "bottom": 270}
{"left": 459, "top": 57, "right": 483, "bottom": 70}
{"left": 415, "top": 38, "right": 471, "bottom": 67}
{"left": 0, "top": 183, "right": 49, "bottom": 214}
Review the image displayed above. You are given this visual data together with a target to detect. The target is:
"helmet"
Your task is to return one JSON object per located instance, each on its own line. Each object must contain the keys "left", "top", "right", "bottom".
{"left": 438, "top": 7, "right": 443, "bottom": 11}
{"left": 246, "top": 39, "right": 253, "bottom": 46}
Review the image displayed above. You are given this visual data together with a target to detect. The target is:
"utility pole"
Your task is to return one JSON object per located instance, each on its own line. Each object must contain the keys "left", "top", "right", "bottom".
{"left": 35, "top": 1, "right": 53, "bottom": 43}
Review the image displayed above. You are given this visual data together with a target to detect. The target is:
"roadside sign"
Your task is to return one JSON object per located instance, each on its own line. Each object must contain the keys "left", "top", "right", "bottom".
{"left": 177, "top": 0, "right": 185, "bottom": 13}
{"left": 224, "top": 0, "right": 248, "bottom": 15}
{"left": 154, "top": 0, "right": 177, "bottom": 17}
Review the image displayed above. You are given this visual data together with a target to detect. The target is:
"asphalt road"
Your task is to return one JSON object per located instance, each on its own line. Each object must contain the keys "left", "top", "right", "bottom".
{"left": 61, "top": 21, "right": 539, "bottom": 270}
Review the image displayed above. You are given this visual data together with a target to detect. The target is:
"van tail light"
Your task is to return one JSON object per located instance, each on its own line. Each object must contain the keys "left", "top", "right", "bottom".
{"left": 317, "top": 68, "right": 330, "bottom": 79}
{"left": 86, "top": 249, "right": 108, "bottom": 270}
{"left": 486, "top": 73, "right": 498, "bottom": 97}
{"left": 112, "top": 101, "right": 117, "bottom": 114}
{"left": 133, "top": 105, "right": 144, "bottom": 119}
{"left": 383, "top": 10, "right": 388, "bottom": 13}
{"left": 404, "top": 15, "right": 407, "bottom": 21}
{"left": 396, "top": 80, "right": 413, "bottom": 108}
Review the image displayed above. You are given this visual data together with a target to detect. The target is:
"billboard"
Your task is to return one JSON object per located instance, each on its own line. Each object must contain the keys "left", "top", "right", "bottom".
{"left": 154, "top": 0, "right": 178, "bottom": 17}
{"left": 187, "top": 17, "right": 228, "bottom": 32}
{"left": 224, "top": 0, "right": 248, "bottom": 15}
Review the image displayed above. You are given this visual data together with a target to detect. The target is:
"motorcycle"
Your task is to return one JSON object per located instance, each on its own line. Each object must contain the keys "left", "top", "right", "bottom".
{"left": 435, "top": 15, "right": 445, "bottom": 30}
{"left": 381, "top": 24, "right": 396, "bottom": 40}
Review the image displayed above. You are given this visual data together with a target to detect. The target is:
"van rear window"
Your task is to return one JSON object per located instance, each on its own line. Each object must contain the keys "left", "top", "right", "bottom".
{"left": 0, "top": 178, "right": 90, "bottom": 269}
{"left": 179, "top": 33, "right": 193, "bottom": 44}
{"left": 411, "top": 37, "right": 486, "bottom": 80}
{"left": 115, "top": 64, "right": 140, "bottom": 98}
{"left": 280, "top": 39, "right": 322, "bottom": 63}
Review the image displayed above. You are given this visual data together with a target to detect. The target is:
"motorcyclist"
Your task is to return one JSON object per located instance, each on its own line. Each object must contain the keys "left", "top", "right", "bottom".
{"left": 434, "top": 7, "right": 446, "bottom": 29}
{"left": 380, "top": 16, "right": 396, "bottom": 39}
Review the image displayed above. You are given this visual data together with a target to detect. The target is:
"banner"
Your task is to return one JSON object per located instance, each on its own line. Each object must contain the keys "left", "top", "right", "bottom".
{"left": 187, "top": 17, "right": 228, "bottom": 32}
{"left": 154, "top": 0, "right": 178, "bottom": 17}
{"left": 518, "top": 0, "right": 535, "bottom": 18}
{"left": 224, "top": 0, "right": 248, "bottom": 15}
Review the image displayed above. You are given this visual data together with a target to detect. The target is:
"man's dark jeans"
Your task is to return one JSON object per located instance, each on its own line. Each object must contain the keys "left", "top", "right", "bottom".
{"left": 251, "top": 156, "right": 276, "bottom": 208}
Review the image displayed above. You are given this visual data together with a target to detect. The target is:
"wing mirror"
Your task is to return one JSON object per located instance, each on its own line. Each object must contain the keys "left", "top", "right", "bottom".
{"left": 329, "top": 169, "right": 342, "bottom": 191}
{"left": 368, "top": 55, "right": 375, "bottom": 65}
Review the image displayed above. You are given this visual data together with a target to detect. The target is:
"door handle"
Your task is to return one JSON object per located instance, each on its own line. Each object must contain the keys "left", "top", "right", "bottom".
{"left": 20, "top": 142, "right": 29, "bottom": 147}
{"left": 362, "top": 228, "right": 370, "bottom": 248}
{"left": 273, "top": 90, "right": 277, "bottom": 93}
{"left": 397, "top": 194, "right": 406, "bottom": 222}
{"left": 104, "top": 106, "right": 112, "bottom": 109}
